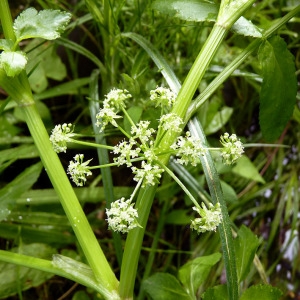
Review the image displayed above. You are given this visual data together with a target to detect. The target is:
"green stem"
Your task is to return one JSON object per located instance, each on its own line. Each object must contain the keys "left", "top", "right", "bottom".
{"left": 119, "top": 185, "right": 157, "bottom": 299}
{"left": 186, "top": 4, "right": 300, "bottom": 122}
{"left": 0, "top": 1, "right": 118, "bottom": 294}
{"left": 189, "top": 118, "right": 238, "bottom": 300}
{"left": 22, "top": 102, "right": 118, "bottom": 291}
{"left": 0, "top": 250, "right": 113, "bottom": 298}
{"left": 156, "top": 24, "right": 228, "bottom": 162}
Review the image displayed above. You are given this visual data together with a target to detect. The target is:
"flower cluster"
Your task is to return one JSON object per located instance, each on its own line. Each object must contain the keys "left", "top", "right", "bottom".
{"left": 49, "top": 86, "right": 244, "bottom": 235}
{"left": 159, "top": 113, "right": 183, "bottom": 133}
{"left": 50, "top": 123, "right": 75, "bottom": 153}
{"left": 220, "top": 133, "right": 244, "bottom": 165}
{"left": 113, "top": 120, "right": 163, "bottom": 187}
{"left": 67, "top": 154, "right": 92, "bottom": 186}
{"left": 150, "top": 86, "right": 177, "bottom": 108}
{"left": 95, "top": 89, "right": 131, "bottom": 132}
{"left": 171, "top": 131, "right": 206, "bottom": 166}
{"left": 132, "top": 161, "right": 164, "bottom": 187}
{"left": 190, "top": 202, "right": 222, "bottom": 234}
{"left": 106, "top": 197, "right": 139, "bottom": 233}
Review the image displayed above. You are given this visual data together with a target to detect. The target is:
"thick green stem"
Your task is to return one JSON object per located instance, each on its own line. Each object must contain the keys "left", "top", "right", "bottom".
{"left": 0, "top": 1, "right": 118, "bottom": 295}
{"left": 119, "top": 185, "right": 157, "bottom": 299}
{"left": 20, "top": 102, "right": 118, "bottom": 291}
{"left": 156, "top": 24, "right": 228, "bottom": 163}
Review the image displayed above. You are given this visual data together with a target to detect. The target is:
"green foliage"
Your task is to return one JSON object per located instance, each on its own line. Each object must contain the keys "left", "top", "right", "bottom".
{"left": 231, "top": 156, "right": 265, "bottom": 184}
{"left": 0, "top": 162, "right": 42, "bottom": 221}
{"left": 258, "top": 36, "right": 297, "bottom": 141}
{"left": 142, "top": 273, "right": 192, "bottom": 300}
{"left": 0, "top": 243, "right": 56, "bottom": 299}
{"left": 234, "top": 225, "right": 259, "bottom": 282}
{"left": 240, "top": 284, "right": 283, "bottom": 300}
{"left": 178, "top": 253, "right": 222, "bottom": 297}
{"left": 152, "top": 0, "right": 261, "bottom": 37}
{"left": 14, "top": 8, "right": 71, "bottom": 41}
{"left": 0, "top": 0, "right": 299, "bottom": 299}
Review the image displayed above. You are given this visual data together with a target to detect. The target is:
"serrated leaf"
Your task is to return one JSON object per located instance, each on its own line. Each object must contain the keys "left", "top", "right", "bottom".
{"left": 152, "top": 0, "right": 218, "bottom": 22}
{"left": 234, "top": 225, "right": 259, "bottom": 282}
{"left": 0, "top": 39, "right": 14, "bottom": 51}
{"left": 240, "top": 284, "right": 282, "bottom": 300}
{"left": 258, "top": 36, "right": 297, "bottom": 141}
{"left": 142, "top": 273, "right": 191, "bottom": 300}
{"left": 14, "top": 8, "right": 71, "bottom": 42}
{"left": 0, "top": 51, "right": 27, "bottom": 76}
{"left": 178, "top": 253, "right": 221, "bottom": 297}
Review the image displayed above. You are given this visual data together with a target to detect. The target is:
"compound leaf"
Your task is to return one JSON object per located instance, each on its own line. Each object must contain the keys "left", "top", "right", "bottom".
{"left": 14, "top": 8, "right": 71, "bottom": 42}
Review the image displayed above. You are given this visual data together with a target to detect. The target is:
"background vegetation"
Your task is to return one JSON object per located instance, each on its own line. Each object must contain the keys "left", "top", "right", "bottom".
{"left": 0, "top": 0, "right": 299, "bottom": 299}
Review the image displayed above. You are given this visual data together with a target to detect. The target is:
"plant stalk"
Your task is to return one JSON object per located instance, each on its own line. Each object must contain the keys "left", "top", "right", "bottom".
{"left": 0, "top": 1, "right": 118, "bottom": 294}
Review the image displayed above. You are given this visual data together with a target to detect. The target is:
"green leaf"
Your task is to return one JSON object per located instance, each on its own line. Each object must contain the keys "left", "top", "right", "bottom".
{"left": 0, "top": 51, "right": 27, "bottom": 76}
{"left": 25, "top": 39, "right": 67, "bottom": 93}
{"left": 152, "top": 0, "right": 218, "bottom": 22}
{"left": 258, "top": 36, "right": 297, "bottom": 141}
{"left": 0, "top": 162, "right": 43, "bottom": 222}
{"left": 232, "top": 156, "right": 265, "bottom": 184}
{"left": 232, "top": 17, "right": 262, "bottom": 38}
{"left": 240, "top": 284, "right": 282, "bottom": 300}
{"left": 124, "top": 106, "right": 143, "bottom": 134}
{"left": 33, "top": 77, "right": 90, "bottom": 100}
{"left": 152, "top": 1, "right": 261, "bottom": 38}
{"left": 234, "top": 225, "right": 259, "bottom": 282}
{"left": 14, "top": 8, "right": 71, "bottom": 42}
{"left": 178, "top": 253, "right": 221, "bottom": 297}
{"left": 220, "top": 180, "right": 238, "bottom": 203}
{"left": 142, "top": 273, "right": 192, "bottom": 300}
{"left": 202, "top": 284, "right": 228, "bottom": 300}
{"left": 0, "top": 243, "right": 56, "bottom": 299}
{"left": 0, "top": 39, "right": 14, "bottom": 51}
{"left": 204, "top": 106, "right": 233, "bottom": 135}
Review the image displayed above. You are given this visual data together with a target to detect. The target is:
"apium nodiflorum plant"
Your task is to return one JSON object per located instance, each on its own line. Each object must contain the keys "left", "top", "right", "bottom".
{"left": 0, "top": 0, "right": 299, "bottom": 299}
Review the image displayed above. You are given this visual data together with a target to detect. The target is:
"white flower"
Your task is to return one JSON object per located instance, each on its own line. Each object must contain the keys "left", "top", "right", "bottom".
{"left": 67, "top": 154, "right": 92, "bottom": 186}
{"left": 171, "top": 131, "right": 206, "bottom": 166}
{"left": 106, "top": 197, "right": 139, "bottom": 233}
{"left": 159, "top": 113, "right": 183, "bottom": 133}
{"left": 143, "top": 149, "right": 157, "bottom": 163}
{"left": 190, "top": 202, "right": 222, "bottom": 234}
{"left": 220, "top": 133, "right": 244, "bottom": 165}
{"left": 49, "top": 123, "right": 75, "bottom": 153}
{"left": 132, "top": 161, "right": 164, "bottom": 187}
{"left": 113, "top": 138, "right": 141, "bottom": 167}
{"left": 131, "top": 121, "right": 156, "bottom": 144}
{"left": 95, "top": 107, "right": 122, "bottom": 132}
{"left": 150, "top": 87, "right": 177, "bottom": 108}
{"left": 103, "top": 88, "right": 131, "bottom": 111}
